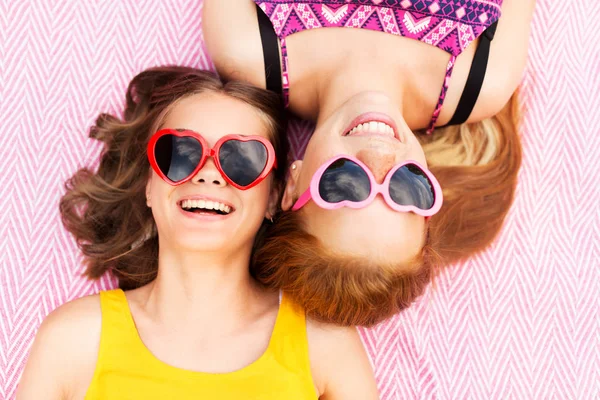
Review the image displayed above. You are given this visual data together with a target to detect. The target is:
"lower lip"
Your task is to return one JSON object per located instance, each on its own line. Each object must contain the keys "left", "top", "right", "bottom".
{"left": 344, "top": 112, "right": 401, "bottom": 141}
{"left": 177, "top": 206, "right": 233, "bottom": 221}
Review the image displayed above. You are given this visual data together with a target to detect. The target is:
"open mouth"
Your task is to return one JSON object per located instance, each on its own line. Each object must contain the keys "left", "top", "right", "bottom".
{"left": 345, "top": 121, "right": 396, "bottom": 137}
{"left": 342, "top": 112, "right": 402, "bottom": 141}
{"left": 178, "top": 199, "right": 234, "bottom": 216}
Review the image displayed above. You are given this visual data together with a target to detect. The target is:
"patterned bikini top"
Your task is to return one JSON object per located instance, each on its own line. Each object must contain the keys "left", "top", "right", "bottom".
{"left": 254, "top": 0, "right": 503, "bottom": 133}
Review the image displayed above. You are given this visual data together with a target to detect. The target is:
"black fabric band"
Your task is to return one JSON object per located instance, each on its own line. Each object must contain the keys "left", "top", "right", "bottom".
{"left": 255, "top": 4, "right": 283, "bottom": 96}
{"left": 447, "top": 21, "right": 499, "bottom": 126}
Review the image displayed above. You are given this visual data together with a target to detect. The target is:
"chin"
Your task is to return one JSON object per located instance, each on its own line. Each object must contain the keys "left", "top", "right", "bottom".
{"left": 169, "top": 235, "right": 231, "bottom": 253}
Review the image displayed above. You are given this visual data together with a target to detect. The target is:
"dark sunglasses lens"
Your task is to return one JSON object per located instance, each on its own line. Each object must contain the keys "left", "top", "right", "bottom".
{"left": 389, "top": 164, "right": 435, "bottom": 210}
{"left": 219, "top": 140, "right": 268, "bottom": 187}
{"left": 319, "top": 158, "right": 371, "bottom": 203}
{"left": 154, "top": 135, "right": 203, "bottom": 182}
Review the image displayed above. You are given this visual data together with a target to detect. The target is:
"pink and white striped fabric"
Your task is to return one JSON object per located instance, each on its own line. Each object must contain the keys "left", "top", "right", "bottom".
{"left": 0, "top": 1, "right": 599, "bottom": 399}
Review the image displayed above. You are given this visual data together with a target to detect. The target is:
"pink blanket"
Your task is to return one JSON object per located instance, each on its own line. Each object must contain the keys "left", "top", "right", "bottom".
{"left": 1, "top": 1, "right": 599, "bottom": 399}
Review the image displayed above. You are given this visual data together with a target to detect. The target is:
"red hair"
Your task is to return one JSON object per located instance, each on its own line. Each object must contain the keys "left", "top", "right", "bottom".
{"left": 252, "top": 93, "right": 522, "bottom": 326}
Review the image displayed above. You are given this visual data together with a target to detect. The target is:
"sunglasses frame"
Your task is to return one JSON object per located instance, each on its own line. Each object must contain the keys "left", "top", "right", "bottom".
{"left": 147, "top": 128, "right": 277, "bottom": 190}
{"left": 292, "top": 155, "right": 443, "bottom": 217}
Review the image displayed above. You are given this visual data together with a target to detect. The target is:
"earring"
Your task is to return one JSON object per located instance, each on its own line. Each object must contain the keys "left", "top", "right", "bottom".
{"left": 291, "top": 164, "right": 297, "bottom": 170}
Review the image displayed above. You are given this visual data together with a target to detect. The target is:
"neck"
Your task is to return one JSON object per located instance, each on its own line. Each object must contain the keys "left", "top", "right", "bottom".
{"left": 317, "top": 65, "right": 404, "bottom": 123}
{"left": 144, "top": 240, "right": 261, "bottom": 325}
{"left": 312, "top": 62, "right": 430, "bottom": 130}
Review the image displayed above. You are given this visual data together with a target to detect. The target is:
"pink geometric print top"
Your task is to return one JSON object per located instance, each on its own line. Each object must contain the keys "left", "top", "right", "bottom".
{"left": 254, "top": 0, "right": 503, "bottom": 133}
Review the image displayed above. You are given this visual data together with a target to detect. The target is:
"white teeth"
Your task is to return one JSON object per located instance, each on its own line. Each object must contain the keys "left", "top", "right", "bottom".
{"left": 180, "top": 199, "right": 232, "bottom": 214}
{"left": 346, "top": 121, "right": 395, "bottom": 137}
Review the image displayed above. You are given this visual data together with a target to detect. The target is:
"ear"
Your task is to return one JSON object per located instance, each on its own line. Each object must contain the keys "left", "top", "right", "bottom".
{"left": 280, "top": 160, "right": 303, "bottom": 211}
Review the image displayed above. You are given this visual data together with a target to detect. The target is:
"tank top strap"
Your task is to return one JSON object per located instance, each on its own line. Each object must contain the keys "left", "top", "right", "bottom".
{"left": 95, "top": 289, "right": 145, "bottom": 372}
{"left": 279, "top": 37, "right": 290, "bottom": 107}
{"left": 268, "top": 292, "right": 313, "bottom": 379}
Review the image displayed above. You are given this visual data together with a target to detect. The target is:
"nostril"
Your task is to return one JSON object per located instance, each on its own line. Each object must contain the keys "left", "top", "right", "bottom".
{"left": 212, "top": 180, "right": 220, "bottom": 185}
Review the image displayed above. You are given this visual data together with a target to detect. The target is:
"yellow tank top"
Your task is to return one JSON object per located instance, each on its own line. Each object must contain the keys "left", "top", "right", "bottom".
{"left": 84, "top": 289, "right": 318, "bottom": 400}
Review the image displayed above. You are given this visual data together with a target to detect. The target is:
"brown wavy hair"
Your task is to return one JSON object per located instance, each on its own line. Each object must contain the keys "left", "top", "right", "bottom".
{"left": 252, "top": 93, "right": 522, "bottom": 327}
{"left": 60, "top": 66, "right": 288, "bottom": 290}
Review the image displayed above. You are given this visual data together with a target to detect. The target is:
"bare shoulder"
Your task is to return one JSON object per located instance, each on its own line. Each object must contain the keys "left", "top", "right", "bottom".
{"left": 306, "top": 319, "right": 380, "bottom": 400}
{"left": 203, "top": 0, "right": 267, "bottom": 87}
{"left": 307, "top": 318, "right": 364, "bottom": 348}
{"left": 471, "top": 0, "right": 537, "bottom": 121}
{"left": 17, "top": 294, "right": 102, "bottom": 400}
{"left": 38, "top": 294, "right": 102, "bottom": 351}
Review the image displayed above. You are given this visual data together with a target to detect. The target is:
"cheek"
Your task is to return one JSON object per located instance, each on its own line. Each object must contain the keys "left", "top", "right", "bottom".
{"left": 304, "top": 123, "right": 345, "bottom": 159}
{"left": 406, "top": 133, "right": 429, "bottom": 165}
{"left": 300, "top": 134, "right": 343, "bottom": 188}
{"left": 148, "top": 175, "right": 175, "bottom": 219}
{"left": 245, "top": 183, "right": 271, "bottom": 212}
{"left": 148, "top": 174, "right": 168, "bottom": 201}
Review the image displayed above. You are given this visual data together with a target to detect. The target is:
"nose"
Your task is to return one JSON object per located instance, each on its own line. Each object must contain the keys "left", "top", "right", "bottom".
{"left": 355, "top": 147, "right": 397, "bottom": 183}
{"left": 191, "top": 158, "right": 227, "bottom": 188}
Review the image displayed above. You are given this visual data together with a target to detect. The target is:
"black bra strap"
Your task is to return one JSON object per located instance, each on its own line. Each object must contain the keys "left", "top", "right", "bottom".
{"left": 255, "top": 4, "right": 283, "bottom": 96}
{"left": 447, "top": 21, "right": 499, "bottom": 126}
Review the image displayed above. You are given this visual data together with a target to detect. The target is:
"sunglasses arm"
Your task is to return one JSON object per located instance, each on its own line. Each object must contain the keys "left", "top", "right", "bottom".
{"left": 291, "top": 189, "right": 312, "bottom": 211}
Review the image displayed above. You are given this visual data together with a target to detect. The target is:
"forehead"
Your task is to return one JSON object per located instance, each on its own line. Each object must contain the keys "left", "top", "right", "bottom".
{"left": 302, "top": 199, "right": 426, "bottom": 263}
{"left": 160, "top": 92, "right": 270, "bottom": 144}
